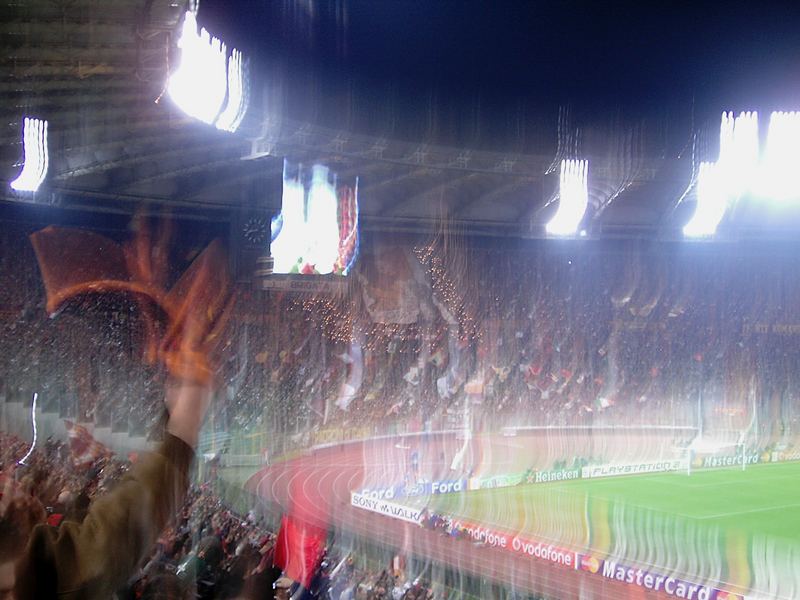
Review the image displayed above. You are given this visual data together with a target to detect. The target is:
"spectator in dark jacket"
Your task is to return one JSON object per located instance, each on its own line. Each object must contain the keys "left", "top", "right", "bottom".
{"left": 1, "top": 377, "right": 210, "bottom": 600}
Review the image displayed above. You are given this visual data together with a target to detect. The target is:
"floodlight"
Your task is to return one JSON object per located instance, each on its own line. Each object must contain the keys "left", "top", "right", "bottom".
{"left": 546, "top": 159, "right": 589, "bottom": 236}
{"left": 683, "top": 162, "right": 729, "bottom": 237}
{"left": 684, "top": 111, "right": 759, "bottom": 237}
{"left": 216, "top": 49, "right": 248, "bottom": 132}
{"left": 718, "top": 111, "right": 758, "bottom": 199}
{"left": 10, "top": 117, "right": 48, "bottom": 192}
{"left": 167, "top": 11, "right": 228, "bottom": 125}
{"left": 757, "top": 111, "right": 800, "bottom": 202}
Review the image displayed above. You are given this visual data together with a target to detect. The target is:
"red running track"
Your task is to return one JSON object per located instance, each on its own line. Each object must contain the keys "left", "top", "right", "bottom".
{"left": 247, "top": 435, "right": 675, "bottom": 600}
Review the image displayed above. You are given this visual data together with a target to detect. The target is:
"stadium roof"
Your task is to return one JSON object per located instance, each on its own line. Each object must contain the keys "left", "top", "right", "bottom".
{"left": 2, "top": 0, "right": 800, "bottom": 239}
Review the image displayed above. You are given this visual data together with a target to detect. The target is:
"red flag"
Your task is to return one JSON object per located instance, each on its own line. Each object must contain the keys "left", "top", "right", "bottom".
{"left": 30, "top": 226, "right": 233, "bottom": 385}
{"left": 273, "top": 514, "right": 327, "bottom": 589}
{"left": 64, "top": 420, "right": 107, "bottom": 468}
{"left": 29, "top": 226, "right": 166, "bottom": 317}
{"left": 158, "top": 239, "right": 234, "bottom": 385}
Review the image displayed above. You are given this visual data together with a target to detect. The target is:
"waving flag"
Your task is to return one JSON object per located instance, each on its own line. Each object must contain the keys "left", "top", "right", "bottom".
{"left": 30, "top": 224, "right": 232, "bottom": 385}
{"left": 273, "top": 513, "right": 327, "bottom": 589}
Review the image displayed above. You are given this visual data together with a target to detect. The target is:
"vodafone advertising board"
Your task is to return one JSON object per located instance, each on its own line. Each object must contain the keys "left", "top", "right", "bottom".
{"left": 437, "top": 516, "right": 578, "bottom": 570}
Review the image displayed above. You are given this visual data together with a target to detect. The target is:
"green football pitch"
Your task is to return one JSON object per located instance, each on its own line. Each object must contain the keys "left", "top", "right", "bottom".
{"left": 404, "top": 461, "right": 800, "bottom": 553}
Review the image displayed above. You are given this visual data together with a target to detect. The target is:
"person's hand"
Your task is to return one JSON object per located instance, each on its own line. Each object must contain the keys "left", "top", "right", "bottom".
{"left": 160, "top": 243, "right": 232, "bottom": 448}
{"left": 0, "top": 468, "right": 46, "bottom": 539}
{"left": 164, "top": 379, "right": 212, "bottom": 449}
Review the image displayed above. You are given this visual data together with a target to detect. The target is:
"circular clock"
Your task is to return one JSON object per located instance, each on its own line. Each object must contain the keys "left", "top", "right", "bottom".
{"left": 242, "top": 215, "right": 269, "bottom": 245}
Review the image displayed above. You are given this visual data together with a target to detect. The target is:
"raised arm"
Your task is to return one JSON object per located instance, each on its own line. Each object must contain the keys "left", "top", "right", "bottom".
{"left": 14, "top": 379, "right": 211, "bottom": 599}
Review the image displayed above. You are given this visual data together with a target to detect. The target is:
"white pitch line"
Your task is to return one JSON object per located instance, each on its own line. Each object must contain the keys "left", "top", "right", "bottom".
{"left": 694, "top": 501, "right": 800, "bottom": 520}
{"left": 629, "top": 473, "right": 800, "bottom": 489}
{"left": 677, "top": 474, "right": 800, "bottom": 489}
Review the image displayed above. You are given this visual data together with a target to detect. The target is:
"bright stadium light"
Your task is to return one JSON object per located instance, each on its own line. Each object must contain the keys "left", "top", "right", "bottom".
{"left": 215, "top": 48, "right": 248, "bottom": 132}
{"left": 684, "top": 111, "right": 758, "bottom": 237}
{"left": 719, "top": 111, "right": 759, "bottom": 199}
{"left": 546, "top": 159, "right": 588, "bottom": 236}
{"left": 10, "top": 117, "right": 48, "bottom": 192}
{"left": 757, "top": 111, "right": 800, "bottom": 202}
{"left": 683, "top": 162, "right": 729, "bottom": 237}
{"left": 167, "top": 11, "right": 228, "bottom": 125}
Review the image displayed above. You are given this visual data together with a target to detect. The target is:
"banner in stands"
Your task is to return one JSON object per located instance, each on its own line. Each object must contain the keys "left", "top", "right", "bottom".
{"left": 259, "top": 275, "right": 347, "bottom": 293}
{"left": 351, "top": 487, "right": 748, "bottom": 599}
{"left": 429, "top": 479, "right": 467, "bottom": 494}
{"left": 527, "top": 467, "right": 581, "bottom": 483}
{"left": 582, "top": 459, "right": 686, "bottom": 479}
{"left": 312, "top": 426, "right": 373, "bottom": 446}
{"left": 578, "top": 554, "right": 742, "bottom": 600}
{"left": 311, "top": 428, "right": 343, "bottom": 445}
{"left": 447, "top": 517, "right": 578, "bottom": 568}
{"left": 351, "top": 495, "right": 578, "bottom": 569}
{"left": 350, "top": 492, "right": 422, "bottom": 524}
{"left": 468, "top": 471, "right": 526, "bottom": 490}
{"left": 360, "top": 245, "right": 422, "bottom": 324}
{"left": 351, "top": 495, "right": 578, "bottom": 570}
{"left": 360, "top": 478, "right": 467, "bottom": 499}
{"left": 358, "top": 485, "right": 405, "bottom": 500}
{"left": 696, "top": 453, "right": 760, "bottom": 469}
{"left": 359, "top": 448, "right": 774, "bottom": 504}
{"left": 771, "top": 449, "right": 800, "bottom": 463}
{"left": 468, "top": 468, "right": 581, "bottom": 491}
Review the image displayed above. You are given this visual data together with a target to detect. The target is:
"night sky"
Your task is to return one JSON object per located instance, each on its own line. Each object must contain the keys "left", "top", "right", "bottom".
{"left": 197, "top": 0, "right": 800, "bottom": 144}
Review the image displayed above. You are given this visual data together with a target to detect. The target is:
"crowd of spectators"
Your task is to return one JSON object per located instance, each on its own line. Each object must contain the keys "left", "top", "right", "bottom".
{"left": 1, "top": 429, "right": 439, "bottom": 599}
{"left": 128, "top": 484, "right": 277, "bottom": 600}
{"left": 233, "top": 243, "right": 800, "bottom": 447}
{"left": 1, "top": 429, "right": 274, "bottom": 599}
{"left": 0, "top": 432, "right": 128, "bottom": 526}
{"left": 4, "top": 226, "right": 800, "bottom": 452}
{"left": 6, "top": 224, "right": 800, "bottom": 599}
{"left": 419, "top": 510, "right": 468, "bottom": 541}
{"left": 299, "top": 551, "right": 436, "bottom": 600}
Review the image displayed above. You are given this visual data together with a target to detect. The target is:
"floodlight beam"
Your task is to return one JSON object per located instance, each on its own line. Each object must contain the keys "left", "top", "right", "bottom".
{"left": 10, "top": 118, "right": 49, "bottom": 192}
{"left": 215, "top": 49, "right": 248, "bottom": 132}
{"left": 757, "top": 111, "right": 800, "bottom": 202}
{"left": 167, "top": 11, "right": 229, "bottom": 125}
{"left": 546, "top": 159, "right": 589, "bottom": 236}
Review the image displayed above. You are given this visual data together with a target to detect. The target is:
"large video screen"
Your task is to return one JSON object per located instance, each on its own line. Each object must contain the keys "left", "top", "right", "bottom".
{"left": 270, "top": 161, "right": 359, "bottom": 275}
